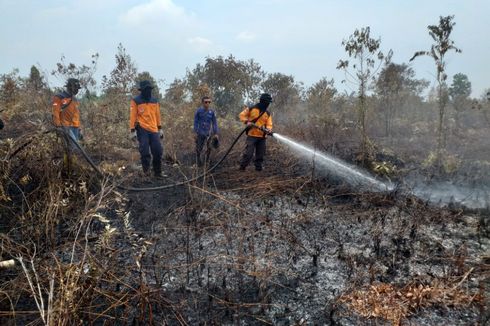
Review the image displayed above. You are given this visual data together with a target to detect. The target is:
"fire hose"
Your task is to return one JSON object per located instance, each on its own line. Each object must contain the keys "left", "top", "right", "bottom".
{"left": 64, "top": 124, "right": 272, "bottom": 192}
{"left": 4, "top": 124, "right": 271, "bottom": 192}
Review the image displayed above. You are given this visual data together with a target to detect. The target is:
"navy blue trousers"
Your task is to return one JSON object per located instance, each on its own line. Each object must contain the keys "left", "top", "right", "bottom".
{"left": 136, "top": 126, "right": 163, "bottom": 174}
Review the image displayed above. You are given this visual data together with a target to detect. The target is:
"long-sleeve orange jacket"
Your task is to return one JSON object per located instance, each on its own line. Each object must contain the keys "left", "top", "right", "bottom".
{"left": 52, "top": 92, "right": 81, "bottom": 127}
{"left": 239, "top": 106, "right": 273, "bottom": 138}
{"left": 129, "top": 95, "right": 162, "bottom": 133}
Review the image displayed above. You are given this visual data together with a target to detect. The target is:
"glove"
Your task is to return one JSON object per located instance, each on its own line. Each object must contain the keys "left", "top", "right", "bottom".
{"left": 158, "top": 129, "right": 164, "bottom": 139}
{"left": 260, "top": 127, "right": 272, "bottom": 135}
{"left": 130, "top": 130, "right": 137, "bottom": 141}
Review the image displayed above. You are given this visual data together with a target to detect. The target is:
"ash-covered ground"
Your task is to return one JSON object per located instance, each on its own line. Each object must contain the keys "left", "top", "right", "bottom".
{"left": 1, "top": 135, "right": 487, "bottom": 325}
{"left": 114, "top": 152, "right": 488, "bottom": 325}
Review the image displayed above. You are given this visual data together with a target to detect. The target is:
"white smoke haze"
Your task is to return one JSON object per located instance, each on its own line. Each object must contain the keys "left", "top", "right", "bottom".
{"left": 273, "top": 133, "right": 490, "bottom": 210}
{"left": 409, "top": 180, "right": 489, "bottom": 210}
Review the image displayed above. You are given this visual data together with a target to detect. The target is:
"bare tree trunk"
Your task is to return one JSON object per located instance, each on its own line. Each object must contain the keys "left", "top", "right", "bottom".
{"left": 436, "top": 81, "right": 447, "bottom": 172}
{"left": 359, "top": 78, "right": 368, "bottom": 162}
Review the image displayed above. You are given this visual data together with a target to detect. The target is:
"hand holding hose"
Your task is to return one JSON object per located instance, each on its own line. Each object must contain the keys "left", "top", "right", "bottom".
{"left": 258, "top": 125, "right": 273, "bottom": 136}
{"left": 245, "top": 121, "right": 254, "bottom": 132}
{"left": 263, "top": 128, "right": 273, "bottom": 136}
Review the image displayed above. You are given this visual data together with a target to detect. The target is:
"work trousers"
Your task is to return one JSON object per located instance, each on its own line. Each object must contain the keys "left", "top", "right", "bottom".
{"left": 62, "top": 126, "right": 80, "bottom": 150}
{"left": 240, "top": 136, "right": 266, "bottom": 170}
{"left": 136, "top": 126, "right": 162, "bottom": 175}
{"left": 195, "top": 134, "right": 212, "bottom": 166}
{"left": 61, "top": 126, "right": 81, "bottom": 174}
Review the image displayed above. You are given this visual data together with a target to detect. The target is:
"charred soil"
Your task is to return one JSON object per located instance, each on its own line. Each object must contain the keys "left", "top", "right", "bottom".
{"left": 0, "top": 130, "right": 488, "bottom": 325}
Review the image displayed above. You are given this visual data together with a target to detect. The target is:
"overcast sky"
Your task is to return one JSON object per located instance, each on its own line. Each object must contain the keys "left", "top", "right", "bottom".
{"left": 1, "top": 0, "right": 488, "bottom": 97}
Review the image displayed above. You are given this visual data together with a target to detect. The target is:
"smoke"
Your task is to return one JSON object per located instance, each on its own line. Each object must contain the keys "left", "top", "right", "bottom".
{"left": 273, "top": 133, "right": 490, "bottom": 210}
{"left": 409, "top": 180, "right": 490, "bottom": 210}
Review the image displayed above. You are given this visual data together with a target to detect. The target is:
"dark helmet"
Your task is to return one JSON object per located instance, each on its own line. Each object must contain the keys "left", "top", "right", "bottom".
{"left": 65, "top": 78, "right": 81, "bottom": 90}
{"left": 259, "top": 93, "right": 273, "bottom": 104}
{"left": 138, "top": 80, "right": 154, "bottom": 90}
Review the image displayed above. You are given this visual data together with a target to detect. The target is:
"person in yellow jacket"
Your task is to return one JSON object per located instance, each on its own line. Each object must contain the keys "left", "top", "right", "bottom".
{"left": 129, "top": 80, "right": 164, "bottom": 178}
{"left": 238, "top": 93, "right": 273, "bottom": 171}
{"left": 52, "top": 78, "right": 82, "bottom": 171}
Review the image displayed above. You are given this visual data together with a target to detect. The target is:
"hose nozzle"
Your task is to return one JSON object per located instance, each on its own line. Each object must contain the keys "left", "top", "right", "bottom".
{"left": 259, "top": 125, "right": 273, "bottom": 136}
{"left": 248, "top": 123, "right": 273, "bottom": 136}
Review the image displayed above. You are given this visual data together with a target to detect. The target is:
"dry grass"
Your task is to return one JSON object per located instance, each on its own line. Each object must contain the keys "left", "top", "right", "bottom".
{"left": 0, "top": 129, "right": 180, "bottom": 324}
{"left": 339, "top": 269, "right": 483, "bottom": 325}
{"left": 0, "top": 89, "right": 488, "bottom": 324}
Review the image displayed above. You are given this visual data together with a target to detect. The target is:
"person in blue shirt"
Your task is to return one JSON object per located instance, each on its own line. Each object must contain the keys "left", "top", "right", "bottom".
{"left": 194, "top": 96, "right": 219, "bottom": 166}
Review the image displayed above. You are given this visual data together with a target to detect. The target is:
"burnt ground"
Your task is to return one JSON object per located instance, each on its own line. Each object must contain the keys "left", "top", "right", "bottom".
{"left": 108, "top": 143, "right": 489, "bottom": 325}
{"left": 0, "top": 133, "right": 488, "bottom": 325}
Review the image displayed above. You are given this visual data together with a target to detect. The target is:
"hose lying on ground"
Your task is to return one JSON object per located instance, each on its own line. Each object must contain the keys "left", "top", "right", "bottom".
{"left": 65, "top": 127, "right": 250, "bottom": 192}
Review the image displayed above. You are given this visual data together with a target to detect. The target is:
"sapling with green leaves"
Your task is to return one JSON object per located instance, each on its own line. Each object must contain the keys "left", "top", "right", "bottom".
{"left": 337, "top": 26, "right": 392, "bottom": 164}
{"left": 410, "top": 15, "right": 461, "bottom": 171}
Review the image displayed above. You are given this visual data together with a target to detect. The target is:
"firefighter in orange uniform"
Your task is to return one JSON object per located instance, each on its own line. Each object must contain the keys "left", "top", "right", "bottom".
{"left": 129, "top": 80, "right": 164, "bottom": 178}
{"left": 238, "top": 93, "right": 273, "bottom": 171}
{"left": 52, "top": 78, "right": 82, "bottom": 169}
{"left": 52, "top": 78, "right": 82, "bottom": 140}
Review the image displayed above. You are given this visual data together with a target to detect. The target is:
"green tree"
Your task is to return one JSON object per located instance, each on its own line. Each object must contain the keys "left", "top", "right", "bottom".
{"left": 22, "top": 65, "right": 52, "bottom": 120}
{"left": 186, "top": 55, "right": 264, "bottom": 114}
{"left": 410, "top": 15, "right": 461, "bottom": 170}
{"left": 52, "top": 54, "right": 99, "bottom": 94}
{"left": 375, "top": 62, "right": 428, "bottom": 137}
{"left": 337, "top": 26, "right": 391, "bottom": 162}
{"left": 306, "top": 77, "right": 337, "bottom": 117}
{"left": 261, "top": 72, "right": 302, "bottom": 118}
{"left": 0, "top": 69, "right": 22, "bottom": 110}
{"left": 448, "top": 73, "right": 471, "bottom": 128}
{"left": 27, "top": 65, "right": 46, "bottom": 92}
{"left": 102, "top": 43, "right": 137, "bottom": 96}
{"left": 164, "top": 78, "right": 187, "bottom": 106}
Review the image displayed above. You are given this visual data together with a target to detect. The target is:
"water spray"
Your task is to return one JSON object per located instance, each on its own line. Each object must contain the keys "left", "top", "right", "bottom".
{"left": 270, "top": 132, "right": 488, "bottom": 209}
{"left": 271, "top": 133, "right": 393, "bottom": 192}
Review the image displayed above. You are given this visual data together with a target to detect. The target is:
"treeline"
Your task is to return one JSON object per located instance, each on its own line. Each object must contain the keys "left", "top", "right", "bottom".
{"left": 1, "top": 46, "right": 487, "bottom": 125}
{"left": 1, "top": 16, "right": 489, "bottom": 171}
